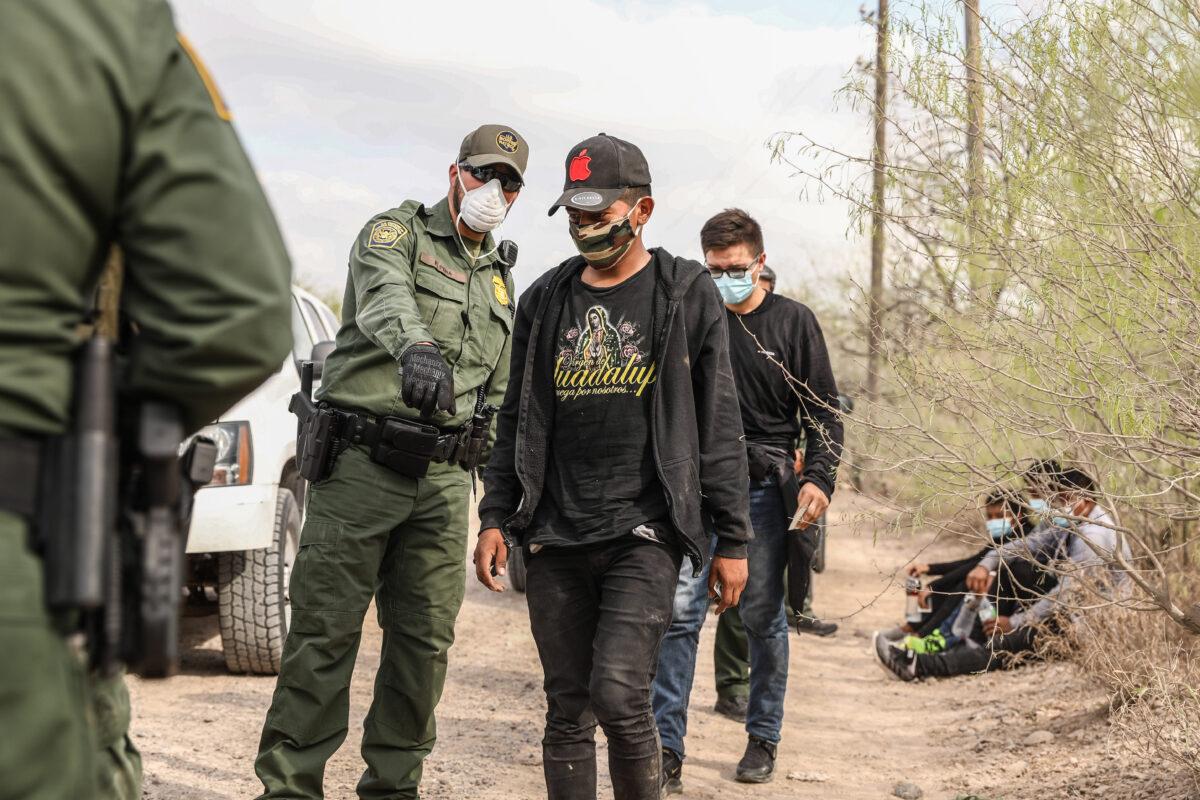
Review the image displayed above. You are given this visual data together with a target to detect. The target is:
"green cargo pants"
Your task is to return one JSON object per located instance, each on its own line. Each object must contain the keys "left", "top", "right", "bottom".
{"left": 89, "top": 667, "right": 143, "bottom": 800}
{"left": 713, "top": 606, "right": 750, "bottom": 702}
{"left": 255, "top": 445, "right": 471, "bottom": 800}
{"left": 0, "top": 511, "right": 142, "bottom": 800}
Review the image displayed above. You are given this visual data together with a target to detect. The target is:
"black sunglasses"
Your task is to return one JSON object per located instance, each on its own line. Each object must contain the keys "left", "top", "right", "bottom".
{"left": 460, "top": 163, "right": 523, "bottom": 192}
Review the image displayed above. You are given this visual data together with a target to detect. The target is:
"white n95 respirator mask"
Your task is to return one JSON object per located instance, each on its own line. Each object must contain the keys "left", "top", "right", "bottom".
{"left": 457, "top": 174, "right": 509, "bottom": 233}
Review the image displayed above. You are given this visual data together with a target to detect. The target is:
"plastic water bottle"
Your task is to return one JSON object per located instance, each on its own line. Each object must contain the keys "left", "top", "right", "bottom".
{"left": 978, "top": 596, "right": 997, "bottom": 625}
{"left": 904, "top": 577, "right": 925, "bottom": 624}
{"left": 950, "top": 593, "right": 982, "bottom": 645}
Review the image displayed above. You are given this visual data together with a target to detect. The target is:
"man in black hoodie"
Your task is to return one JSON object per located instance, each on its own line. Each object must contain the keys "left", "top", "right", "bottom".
{"left": 474, "top": 134, "right": 752, "bottom": 800}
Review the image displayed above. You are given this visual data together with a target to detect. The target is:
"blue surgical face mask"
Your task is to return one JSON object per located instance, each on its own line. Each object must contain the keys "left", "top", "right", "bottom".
{"left": 1051, "top": 497, "right": 1080, "bottom": 529}
{"left": 713, "top": 272, "right": 757, "bottom": 304}
{"left": 985, "top": 517, "right": 1013, "bottom": 541}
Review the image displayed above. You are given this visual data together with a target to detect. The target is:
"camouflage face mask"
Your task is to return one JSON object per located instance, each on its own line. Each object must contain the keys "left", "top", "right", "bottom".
{"left": 568, "top": 204, "right": 641, "bottom": 270}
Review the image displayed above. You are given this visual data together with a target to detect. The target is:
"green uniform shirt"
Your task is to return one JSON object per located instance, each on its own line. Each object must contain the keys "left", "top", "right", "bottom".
{"left": 319, "top": 198, "right": 514, "bottom": 442}
{"left": 0, "top": 0, "right": 293, "bottom": 437}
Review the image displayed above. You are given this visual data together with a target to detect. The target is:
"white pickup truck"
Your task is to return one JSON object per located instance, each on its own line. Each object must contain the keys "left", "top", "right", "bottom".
{"left": 184, "top": 285, "right": 337, "bottom": 674}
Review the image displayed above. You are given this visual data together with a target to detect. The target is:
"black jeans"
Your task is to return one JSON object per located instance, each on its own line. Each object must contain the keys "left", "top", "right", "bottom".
{"left": 526, "top": 536, "right": 683, "bottom": 800}
{"left": 917, "top": 559, "right": 1058, "bottom": 639}
{"left": 915, "top": 624, "right": 1043, "bottom": 677}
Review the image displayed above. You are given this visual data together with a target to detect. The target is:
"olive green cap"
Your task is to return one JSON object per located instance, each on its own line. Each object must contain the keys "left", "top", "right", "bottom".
{"left": 457, "top": 124, "right": 529, "bottom": 179}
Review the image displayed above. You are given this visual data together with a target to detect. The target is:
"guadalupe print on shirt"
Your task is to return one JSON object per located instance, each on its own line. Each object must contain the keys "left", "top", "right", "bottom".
{"left": 554, "top": 301, "right": 656, "bottom": 403}
{"left": 528, "top": 266, "right": 669, "bottom": 548}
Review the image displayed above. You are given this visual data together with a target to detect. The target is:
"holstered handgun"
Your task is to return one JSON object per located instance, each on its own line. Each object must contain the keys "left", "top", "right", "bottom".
{"left": 459, "top": 395, "right": 499, "bottom": 473}
{"left": 291, "top": 360, "right": 341, "bottom": 483}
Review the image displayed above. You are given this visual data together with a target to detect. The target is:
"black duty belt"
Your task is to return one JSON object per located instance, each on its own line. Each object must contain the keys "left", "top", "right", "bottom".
{"left": 0, "top": 436, "right": 44, "bottom": 518}
{"left": 327, "top": 406, "right": 467, "bottom": 465}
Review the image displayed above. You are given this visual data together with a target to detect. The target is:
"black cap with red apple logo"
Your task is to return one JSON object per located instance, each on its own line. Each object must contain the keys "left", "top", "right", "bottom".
{"left": 547, "top": 133, "right": 652, "bottom": 216}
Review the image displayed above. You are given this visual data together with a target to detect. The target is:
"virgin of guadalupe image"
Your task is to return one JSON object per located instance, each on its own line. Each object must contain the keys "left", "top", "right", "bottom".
{"left": 575, "top": 305, "right": 622, "bottom": 369}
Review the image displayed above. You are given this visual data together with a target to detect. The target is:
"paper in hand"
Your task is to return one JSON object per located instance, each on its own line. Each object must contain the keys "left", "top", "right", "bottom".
{"left": 789, "top": 503, "right": 811, "bottom": 531}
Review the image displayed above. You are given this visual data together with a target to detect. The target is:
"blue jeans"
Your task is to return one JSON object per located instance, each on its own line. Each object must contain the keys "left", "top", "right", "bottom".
{"left": 652, "top": 482, "right": 790, "bottom": 755}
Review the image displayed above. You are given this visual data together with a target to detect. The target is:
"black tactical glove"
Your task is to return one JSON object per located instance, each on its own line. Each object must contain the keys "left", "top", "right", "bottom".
{"left": 400, "top": 343, "right": 455, "bottom": 419}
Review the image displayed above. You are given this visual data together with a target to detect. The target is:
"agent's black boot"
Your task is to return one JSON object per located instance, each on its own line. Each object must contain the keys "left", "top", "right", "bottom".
{"left": 713, "top": 693, "right": 748, "bottom": 722}
{"left": 795, "top": 615, "right": 839, "bottom": 637}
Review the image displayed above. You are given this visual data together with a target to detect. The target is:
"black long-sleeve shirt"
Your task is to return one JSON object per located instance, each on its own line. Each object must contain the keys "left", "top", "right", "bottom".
{"left": 726, "top": 292, "right": 843, "bottom": 497}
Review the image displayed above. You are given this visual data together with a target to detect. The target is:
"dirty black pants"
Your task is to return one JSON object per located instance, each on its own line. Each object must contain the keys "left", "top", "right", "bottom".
{"left": 526, "top": 536, "right": 682, "bottom": 800}
{"left": 915, "top": 624, "right": 1042, "bottom": 678}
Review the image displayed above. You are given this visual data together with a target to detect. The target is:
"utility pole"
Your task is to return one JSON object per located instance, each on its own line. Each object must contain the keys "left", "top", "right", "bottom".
{"left": 964, "top": 0, "right": 985, "bottom": 293}
{"left": 867, "top": 0, "right": 888, "bottom": 408}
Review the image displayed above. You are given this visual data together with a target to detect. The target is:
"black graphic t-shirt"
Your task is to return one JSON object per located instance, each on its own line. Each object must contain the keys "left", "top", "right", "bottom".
{"left": 526, "top": 264, "right": 670, "bottom": 549}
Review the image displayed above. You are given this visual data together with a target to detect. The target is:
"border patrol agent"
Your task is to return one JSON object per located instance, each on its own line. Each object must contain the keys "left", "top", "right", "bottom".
{"left": 254, "top": 125, "right": 526, "bottom": 799}
{"left": 0, "top": 3, "right": 293, "bottom": 799}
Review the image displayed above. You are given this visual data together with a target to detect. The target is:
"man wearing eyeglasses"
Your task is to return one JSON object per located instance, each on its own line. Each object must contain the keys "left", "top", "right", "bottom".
{"left": 654, "top": 209, "right": 843, "bottom": 791}
{"left": 254, "top": 124, "right": 526, "bottom": 800}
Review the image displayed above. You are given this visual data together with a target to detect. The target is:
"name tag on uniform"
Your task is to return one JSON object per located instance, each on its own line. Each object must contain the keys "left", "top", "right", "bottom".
{"left": 418, "top": 252, "right": 466, "bottom": 283}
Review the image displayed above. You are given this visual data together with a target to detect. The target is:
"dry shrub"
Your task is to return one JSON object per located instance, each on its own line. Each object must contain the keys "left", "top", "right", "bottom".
{"left": 1067, "top": 603, "right": 1200, "bottom": 788}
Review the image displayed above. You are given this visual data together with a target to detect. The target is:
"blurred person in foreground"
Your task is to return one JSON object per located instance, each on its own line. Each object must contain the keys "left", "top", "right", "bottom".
{"left": 0, "top": 3, "right": 292, "bottom": 797}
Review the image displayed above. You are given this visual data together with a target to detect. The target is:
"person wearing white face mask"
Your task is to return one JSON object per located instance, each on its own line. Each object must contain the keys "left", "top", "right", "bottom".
{"left": 254, "top": 124, "right": 527, "bottom": 800}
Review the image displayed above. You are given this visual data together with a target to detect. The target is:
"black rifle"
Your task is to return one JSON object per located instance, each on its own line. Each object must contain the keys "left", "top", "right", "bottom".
{"left": 38, "top": 337, "right": 215, "bottom": 678}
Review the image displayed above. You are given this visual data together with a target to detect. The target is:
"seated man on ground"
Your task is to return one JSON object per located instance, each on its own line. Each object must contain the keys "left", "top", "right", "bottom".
{"left": 875, "top": 467, "right": 1131, "bottom": 680}
{"left": 878, "top": 485, "right": 1056, "bottom": 651}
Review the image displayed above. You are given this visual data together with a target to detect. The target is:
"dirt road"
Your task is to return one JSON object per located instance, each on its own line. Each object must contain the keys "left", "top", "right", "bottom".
{"left": 130, "top": 493, "right": 1189, "bottom": 800}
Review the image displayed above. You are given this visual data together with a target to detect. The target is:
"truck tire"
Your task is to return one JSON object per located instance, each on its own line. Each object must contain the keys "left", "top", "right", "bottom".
{"left": 508, "top": 543, "right": 527, "bottom": 593}
{"left": 218, "top": 488, "right": 299, "bottom": 674}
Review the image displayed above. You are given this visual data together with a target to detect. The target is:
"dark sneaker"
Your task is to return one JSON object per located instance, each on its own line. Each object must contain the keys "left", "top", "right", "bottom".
{"left": 713, "top": 693, "right": 749, "bottom": 722}
{"left": 795, "top": 615, "right": 839, "bottom": 637}
{"left": 735, "top": 736, "right": 777, "bottom": 784}
{"left": 661, "top": 748, "right": 683, "bottom": 796}
{"left": 873, "top": 631, "right": 917, "bottom": 682}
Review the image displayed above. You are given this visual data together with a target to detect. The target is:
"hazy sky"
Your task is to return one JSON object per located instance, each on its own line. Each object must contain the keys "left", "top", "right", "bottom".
{"left": 176, "top": 1, "right": 873, "bottom": 300}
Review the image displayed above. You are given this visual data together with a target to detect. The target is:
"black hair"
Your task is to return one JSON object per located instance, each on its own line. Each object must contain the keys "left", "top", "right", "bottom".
{"left": 618, "top": 186, "right": 652, "bottom": 206}
{"left": 1022, "top": 458, "right": 1064, "bottom": 481}
{"left": 983, "top": 488, "right": 1032, "bottom": 538}
{"left": 1020, "top": 458, "right": 1064, "bottom": 497}
{"left": 700, "top": 208, "right": 764, "bottom": 256}
{"left": 1051, "top": 467, "right": 1099, "bottom": 498}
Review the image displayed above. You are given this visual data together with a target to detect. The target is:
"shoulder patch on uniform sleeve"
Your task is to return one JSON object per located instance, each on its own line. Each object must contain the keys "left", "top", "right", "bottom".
{"left": 369, "top": 220, "right": 409, "bottom": 249}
